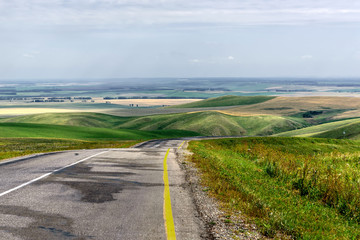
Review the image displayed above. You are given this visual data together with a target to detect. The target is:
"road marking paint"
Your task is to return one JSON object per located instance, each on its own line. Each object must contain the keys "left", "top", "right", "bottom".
{"left": 163, "top": 148, "right": 177, "bottom": 240}
{"left": 177, "top": 141, "right": 185, "bottom": 150}
{"left": 0, "top": 151, "right": 108, "bottom": 198}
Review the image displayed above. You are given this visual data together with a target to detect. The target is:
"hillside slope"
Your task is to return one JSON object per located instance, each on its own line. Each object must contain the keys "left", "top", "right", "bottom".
{"left": 0, "top": 122, "right": 199, "bottom": 140}
{"left": 276, "top": 118, "right": 360, "bottom": 139}
{"left": 0, "top": 112, "right": 132, "bottom": 128}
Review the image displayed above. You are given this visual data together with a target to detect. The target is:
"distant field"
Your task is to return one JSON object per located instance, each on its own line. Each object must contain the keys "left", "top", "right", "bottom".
{"left": 188, "top": 137, "right": 360, "bottom": 239}
{"left": 169, "top": 95, "right": 275, "bottom": 108}
{"left": 1, "top": 112, "right": 308, "bottom": 136}
{"left": 0, "top": 122, "right": 200, "bottom": 140}
{"left": 0, "top": 138, "right": 137, "bottom": 161}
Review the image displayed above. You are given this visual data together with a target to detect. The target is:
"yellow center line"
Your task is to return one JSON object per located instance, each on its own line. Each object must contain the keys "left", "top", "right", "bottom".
{"left": 177, "top": 141, "right": 185, "bottom": 150}
{"left": 163, "top": 148, "right": 177, "bottom": 240}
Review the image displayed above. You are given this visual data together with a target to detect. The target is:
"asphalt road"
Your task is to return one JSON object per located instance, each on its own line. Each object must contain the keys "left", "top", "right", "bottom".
{"left": 0, "top": 139, "right": 206, "bottom": 240}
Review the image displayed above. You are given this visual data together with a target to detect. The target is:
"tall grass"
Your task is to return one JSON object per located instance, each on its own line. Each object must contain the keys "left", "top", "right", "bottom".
{"left": 188, "top": 137, "right": 360, "bottom": 239}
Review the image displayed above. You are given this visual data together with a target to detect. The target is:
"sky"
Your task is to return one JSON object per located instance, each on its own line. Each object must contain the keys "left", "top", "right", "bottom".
{"left": 1, "top": 0, "right": 360, "bottom": 79}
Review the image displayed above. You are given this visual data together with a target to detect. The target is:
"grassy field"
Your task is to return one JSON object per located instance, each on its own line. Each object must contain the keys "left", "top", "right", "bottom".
{"left": 169, "top": 95, "right": 276, "bottom": 108}
{"left": 0, "top": 122, "right": 200, "bottom": 140}
{"left": 188, "top": 137, "right": 360, "bottom": 239}
{"left": 277, "top": 118, "right": 360, "bottom": 139}
{"left": 0, "top": 138, "right": 138, "bottom": 161}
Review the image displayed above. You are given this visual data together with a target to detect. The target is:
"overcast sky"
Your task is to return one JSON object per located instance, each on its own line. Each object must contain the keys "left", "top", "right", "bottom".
{"left": 1, "top": 0, "right": 360, "bottom": 79}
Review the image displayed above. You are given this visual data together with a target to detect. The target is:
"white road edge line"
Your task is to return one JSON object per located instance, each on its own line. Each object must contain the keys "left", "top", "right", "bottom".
{"left": 0, "top": 150, "right": 108, "bottom": 198}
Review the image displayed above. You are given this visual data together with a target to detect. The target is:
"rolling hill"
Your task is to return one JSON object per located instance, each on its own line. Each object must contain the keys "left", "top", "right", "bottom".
{"left": 118, "top": 111, "right": 307, "bottom": 136}
{"left": 1, "top": 111, "right": 308, "bottom": 136}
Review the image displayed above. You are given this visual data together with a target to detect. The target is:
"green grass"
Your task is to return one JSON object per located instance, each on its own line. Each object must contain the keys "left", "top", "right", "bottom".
{"left": 0, "top": 138, "right": 138, "bottom": 161}
{"left": 0, "top": 122, "right": 200, "bottom": 140}
{"left": 188, "top": 137, "right": 360, "bottom": 239}
{"left": 276, "top": 118, "right": 360, "bottom": 139}
{"left": 169, "top": 95, "right": 276, "bottom": 108}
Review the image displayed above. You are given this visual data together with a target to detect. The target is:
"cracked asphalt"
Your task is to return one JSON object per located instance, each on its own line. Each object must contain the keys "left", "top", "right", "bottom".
{"left": 0, "top": 139, "right": 205, "bottom": 240}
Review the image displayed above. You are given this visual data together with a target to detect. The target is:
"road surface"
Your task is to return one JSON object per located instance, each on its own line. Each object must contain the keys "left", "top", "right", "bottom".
{"left": 0, "top": 139, "right": 206, "bottom": 240}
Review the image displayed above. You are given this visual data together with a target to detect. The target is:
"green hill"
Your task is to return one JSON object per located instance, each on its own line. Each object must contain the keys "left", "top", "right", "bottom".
{"left": 0, "top": 122, "right": 199, "bottom": 140}
{"left": 276, "top": 118, "right": 360, "bottom": 139}
{"left": 169, "top": 95, "right": 276, "bottom": 108}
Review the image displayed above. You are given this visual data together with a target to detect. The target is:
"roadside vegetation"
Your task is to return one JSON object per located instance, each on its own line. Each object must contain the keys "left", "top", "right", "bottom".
{"left": 188, "top": 137, "right": 360, "bottom": 239}
{"left": 0, "top": 138, "right": 138, "bottom": 161}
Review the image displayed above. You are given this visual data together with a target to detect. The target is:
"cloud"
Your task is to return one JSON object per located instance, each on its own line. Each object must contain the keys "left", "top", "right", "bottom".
{"left": 2, "top": 0, "right": 360, "bottom": 29}
{"left": 189, "top": 59, "right": 200, "bottom": 63}
{"left": 355, "top": 51, "right": 360, "bottom": 59}
{"left": 227, "top": 56, "right": 235, "bottom": 60}
{"left": 301, "top": 55, "right": 313, "bottom": 60}
{"left": 22, "top": 51, "right": 40, "bottom": 58}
